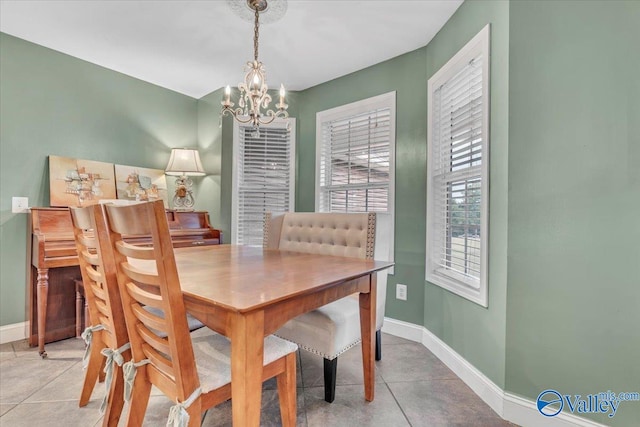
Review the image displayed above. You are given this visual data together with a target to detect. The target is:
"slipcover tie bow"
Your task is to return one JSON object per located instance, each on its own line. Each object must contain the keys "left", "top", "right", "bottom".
{"left": 99, "top": 342, "right": 131, "bottom": 413}
{"left": 122, "top": 359, "right": 151, "bottom": 402}
{"left": 166, "top": 387, "right": 202, "bottom": 427}
{"left": 80, "top": 324, "right": 106, "bottom": 370}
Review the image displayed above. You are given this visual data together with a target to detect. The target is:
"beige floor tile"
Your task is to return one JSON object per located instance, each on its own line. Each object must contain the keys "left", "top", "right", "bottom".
{"left": 0, "top": 333, "right": 516, "bottom": 427}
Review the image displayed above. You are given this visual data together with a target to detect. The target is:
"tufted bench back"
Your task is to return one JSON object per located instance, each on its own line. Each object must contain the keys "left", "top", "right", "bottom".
{"left": 265, "top": 212, "right": 376, "bottom": 259}
{"left": 264, "top": 211, "right": 392, "bottom": 363}
{"left": 263, "top": 211, "right": 391, "bottom": 318}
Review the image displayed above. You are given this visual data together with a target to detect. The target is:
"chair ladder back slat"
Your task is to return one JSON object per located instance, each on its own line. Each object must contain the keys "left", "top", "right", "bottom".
{"left": 132, "top": 304, "right": 168, "bottom": 333}
{"left": 95, "top": 301, "right": 113, "bottom": 323}
{"left": 71, "top": 216, "right": 105, "bottom": 334}
{"left": 95, "top": 313, "right": 115, "bottom": 337}
{"left": 84, "top": 264, "right": 103, "bottom": 284}
{"left": 104, "top": 200, "right": 200, "bottom": 400}
{"left": 88, "top": 281, "right": 106, "bottom": 302}
{"left": 70, "top": 205, "right": 129, "bottom": 349}
{"left": 77, "top": 232, "right": 96, "bottom": 247}
{"left": 115, "top": 240, "right": 156, "bottom": 260}
{"left": 89, "top": 204, "right": 130, "bottom": 347}
{"left": 125, "top": 281, "right": 163, "bottom": 308}
{"left": 136, "top": 323, "right": 172, "bottom": 360}
{"left": 80, "top": 248, "right": 100, "bottom": 265}
{"left": 120, "top": 262, "right": 161, "bottom": 286}
{"left": 144, "top": 352, "right": 180, "bottom": 384}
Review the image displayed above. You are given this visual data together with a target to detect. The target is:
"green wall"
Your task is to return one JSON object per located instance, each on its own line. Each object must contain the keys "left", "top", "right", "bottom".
{"left": 294, "top": 0, "right": 510, "bottom": 388}
{"left": 423, "top": 0, "right": 510, "bottom": 388}
{"left": 0, "top": 33, "right": 198, "bottom": 325}
{"left": 295, "top": 46, "right": 429, "bottom": 329}
{"left": 506, "top": 1, "right": 640, "bottom": 425}
{"left": 196, "top": 87, "right": 228, "bottom": 240}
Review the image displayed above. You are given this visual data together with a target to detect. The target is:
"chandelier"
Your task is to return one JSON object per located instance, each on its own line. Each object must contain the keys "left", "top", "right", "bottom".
{"left": 221, "top": 0, "right": 288, "bottom": 127}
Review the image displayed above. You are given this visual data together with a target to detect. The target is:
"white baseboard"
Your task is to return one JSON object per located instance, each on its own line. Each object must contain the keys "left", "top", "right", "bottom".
{"left": 503, "top": 392, "right": 609, "bottom": 427}
{"left": 381, "top": 316, "right": 424, "bottom": 342}
{"left": 419, "top": 323, "right": 505, "bottom": 415}
{"left": 382, "top": 317, "right": 609, "bottom": 427}
{"left": 0, "top": 321, "right": 28, "bottom": 345}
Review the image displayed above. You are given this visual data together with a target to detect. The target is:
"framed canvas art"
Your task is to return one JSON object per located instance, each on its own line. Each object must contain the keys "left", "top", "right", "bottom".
{"left": 49, "top": 155, "right": 117, "bottom": 207}
{"left": 114, "top": 164, "right": 169, "bottom": 208}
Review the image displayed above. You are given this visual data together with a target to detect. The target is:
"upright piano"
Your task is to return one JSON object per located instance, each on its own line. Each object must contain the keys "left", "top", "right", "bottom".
{"left": 28, "top": 207, "right": 222, "bottom": 356}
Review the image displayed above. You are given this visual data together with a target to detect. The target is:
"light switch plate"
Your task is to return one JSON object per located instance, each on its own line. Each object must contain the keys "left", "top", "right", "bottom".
{"left": 12, "top": 197, "right": 29, "bottom": 213}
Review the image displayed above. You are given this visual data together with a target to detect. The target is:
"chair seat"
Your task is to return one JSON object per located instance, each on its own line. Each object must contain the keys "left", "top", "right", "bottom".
{"left": 275, "top": 295, "right": 363, "bottom": 360}
{"left": 192, "top": 333, "right": 298, "bottom": 392}
{"left": 143, "top": 305, "right": 205, "bottom": 332}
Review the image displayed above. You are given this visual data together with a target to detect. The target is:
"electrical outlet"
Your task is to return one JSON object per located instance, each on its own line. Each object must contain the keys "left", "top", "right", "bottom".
{"left": 12, "top": 197, "right": 29, "bottom": 213}
{"left": 396, "top": 283, "right": 407, "bottom": 301}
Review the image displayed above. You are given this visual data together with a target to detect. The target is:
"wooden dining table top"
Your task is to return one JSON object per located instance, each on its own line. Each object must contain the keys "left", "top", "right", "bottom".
{"left": 128, "top": 243, "right": 393, "bottom": 426}
{"left": 165, "top": 244, "right": 393, "bottom": 312}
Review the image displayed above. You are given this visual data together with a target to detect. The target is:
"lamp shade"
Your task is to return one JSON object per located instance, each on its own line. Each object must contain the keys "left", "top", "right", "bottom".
{"left": 165, "top": 148, "right": 206, "bottom": 176}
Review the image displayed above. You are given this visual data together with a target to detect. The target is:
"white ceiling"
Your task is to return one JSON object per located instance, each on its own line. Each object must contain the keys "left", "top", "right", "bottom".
{"left": 0, "top": 0, "right": 463, "bottom": 99}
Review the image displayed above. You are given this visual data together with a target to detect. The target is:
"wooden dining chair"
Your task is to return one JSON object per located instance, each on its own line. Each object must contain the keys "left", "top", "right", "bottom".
{"left": 72, "top": 204, "right": 207, "bottom": 426}
{"left": 70, "top": 205, "right": 130, "bottom": 426}
{"left": 102, "top": 200, "right": 298, "bottom": 427}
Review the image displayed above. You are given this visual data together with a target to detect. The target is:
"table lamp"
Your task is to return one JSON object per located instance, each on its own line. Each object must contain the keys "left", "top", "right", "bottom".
{"left": 165, "top": 148, "right": 205, "bottom": 211}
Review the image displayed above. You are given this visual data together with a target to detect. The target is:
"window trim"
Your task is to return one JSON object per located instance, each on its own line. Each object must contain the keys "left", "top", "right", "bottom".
{"left": 426, "top": 25, "right": 490, "bottom": 307}
{"left": 315, "top": 91, "right": 395, "bottom": 270}
{"left": 231, "top": 118, "right": 296, "bottom": 245}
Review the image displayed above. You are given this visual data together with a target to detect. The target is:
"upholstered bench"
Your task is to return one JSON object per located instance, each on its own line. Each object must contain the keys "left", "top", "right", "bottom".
{"left": 264, "top": 212, "right": 391, "bottom": 402}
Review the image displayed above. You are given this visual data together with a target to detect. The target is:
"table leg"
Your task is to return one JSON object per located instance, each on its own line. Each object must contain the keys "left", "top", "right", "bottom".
{"left": 359, "top": 273, "right": 377, "bottom": 401}
{"left": 230, "top": 310, "right": 265, "bottom": 427}
{"left": 36, "top": 268, "right": 49, "bottom": 358}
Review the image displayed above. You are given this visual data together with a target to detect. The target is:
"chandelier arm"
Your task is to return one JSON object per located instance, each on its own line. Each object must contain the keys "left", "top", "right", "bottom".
{"left": 258, "top": 115, "right": 277, "bottom": 126}
{"left": 221, "top": 107, "right": 256, "bottom": 124}
{"left": 257, "top": 109, "right": 289, "bottom": 126}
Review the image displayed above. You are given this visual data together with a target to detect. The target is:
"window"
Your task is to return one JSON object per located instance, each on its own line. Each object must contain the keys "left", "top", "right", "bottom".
{"left": 232, "top": 119, "right": 296, "bottom": 245}
{"left": 316, "top": 92, "right": 395, "bottom": 265}
{"left": 426, "top": 25, "right": 490, "bottom": 307}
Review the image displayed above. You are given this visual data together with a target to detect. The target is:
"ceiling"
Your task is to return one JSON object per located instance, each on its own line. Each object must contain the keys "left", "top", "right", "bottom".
{"left": 0, "top": 0, "right": 463, "bottom": 99}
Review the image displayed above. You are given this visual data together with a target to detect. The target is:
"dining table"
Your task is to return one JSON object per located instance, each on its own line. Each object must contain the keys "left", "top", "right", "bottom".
{"left": 167, "top": 244, "right": 393, "bottom": 426}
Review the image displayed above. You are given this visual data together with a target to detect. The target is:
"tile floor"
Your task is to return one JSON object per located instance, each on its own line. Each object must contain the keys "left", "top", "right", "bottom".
{"left": 0, "top": 331, "right": 514, "bottom": 426}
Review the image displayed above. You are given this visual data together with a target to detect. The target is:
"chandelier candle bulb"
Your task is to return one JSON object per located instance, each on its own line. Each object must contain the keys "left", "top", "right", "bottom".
{"left": 279, "top": 84, "right": 285, "bottom": 106}
{"left": 224, "top": 85, "right": 231, "bottom": 105}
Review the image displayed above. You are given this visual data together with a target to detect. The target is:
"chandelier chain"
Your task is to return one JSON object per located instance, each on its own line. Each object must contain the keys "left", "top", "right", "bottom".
{"left": 253, "top": 6, "right": 260, "bottom": 61}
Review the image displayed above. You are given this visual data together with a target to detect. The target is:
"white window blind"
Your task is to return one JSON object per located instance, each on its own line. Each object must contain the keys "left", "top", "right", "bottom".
{"left": 233, "top": 120, "right": 295, "bottom": 245}
{"left": 426, "top": 25, "right": 490, "bottom": 307}
{"left": 316, "top": 93, "right": 395, "bottom": 216}
{"left": 319, "top": 109, "right": 391, "bottom": 212}
{"left": 315, "top": 92, "right": 395, "bottom": 271}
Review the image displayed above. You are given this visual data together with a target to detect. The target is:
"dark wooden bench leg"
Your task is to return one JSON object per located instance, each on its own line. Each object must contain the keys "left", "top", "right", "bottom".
{"left": 323, "top": 357, "right": 337, "bottom": 403}
{"left": 323, "top": 332, "right": 380, "bottom": 404}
